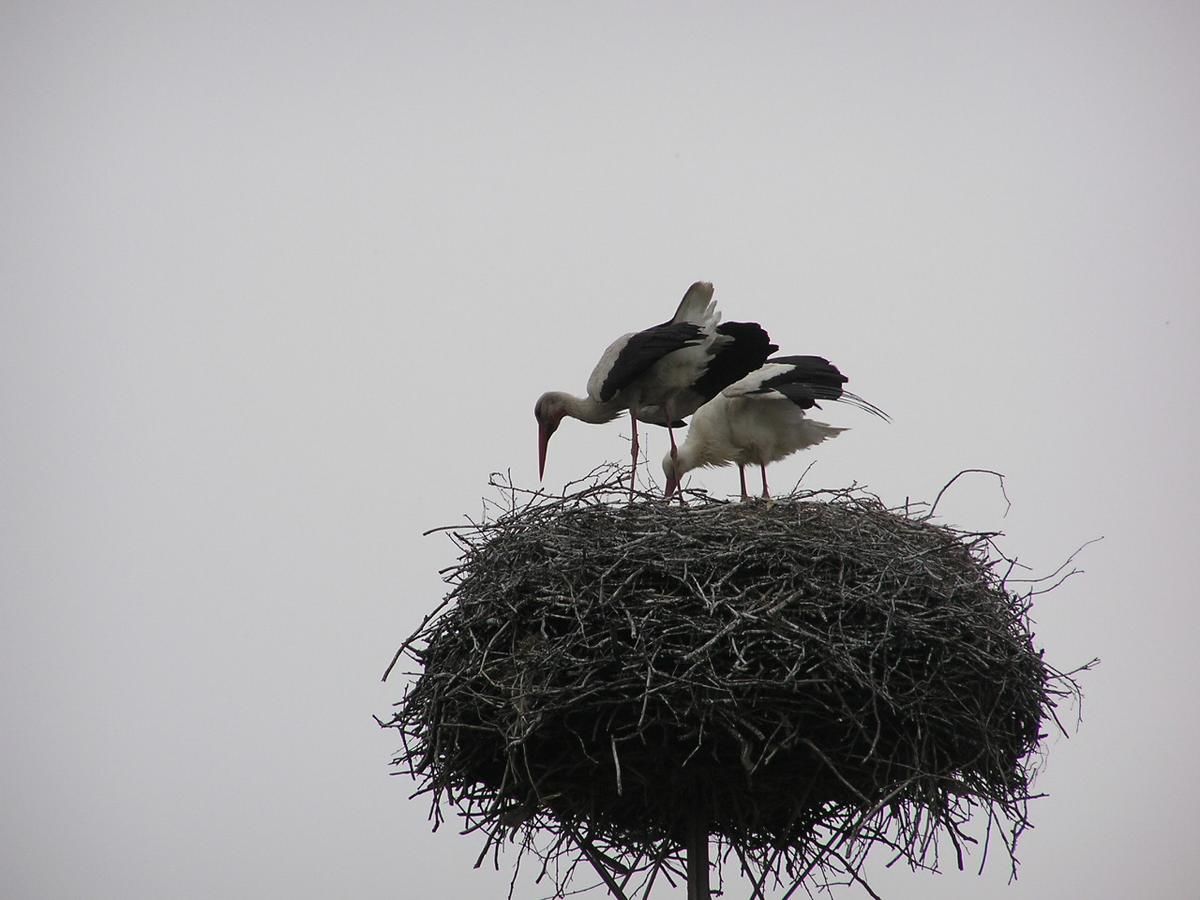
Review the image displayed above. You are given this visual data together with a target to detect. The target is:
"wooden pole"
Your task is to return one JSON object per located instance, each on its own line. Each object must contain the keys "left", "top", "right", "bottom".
{"left": 686, "top": 814, "right": 710, "bottom": 900}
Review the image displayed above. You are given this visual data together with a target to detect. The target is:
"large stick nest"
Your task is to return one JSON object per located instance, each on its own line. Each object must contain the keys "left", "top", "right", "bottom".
{"left": 381, "top": 469, "right": 1089, "bottom": 898}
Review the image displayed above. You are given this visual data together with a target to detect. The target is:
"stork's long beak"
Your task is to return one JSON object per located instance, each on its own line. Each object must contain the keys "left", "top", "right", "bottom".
{"left": 538, "top": 423, "right": 552, "bottom": 481}
{"left": 664, "top": 475, "right": 679, "bottom": 499}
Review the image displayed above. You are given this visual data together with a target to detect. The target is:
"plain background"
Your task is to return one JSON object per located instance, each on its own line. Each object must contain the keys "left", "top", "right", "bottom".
{"left": 3, "top": 3, "right": 1197, "bottom": 898}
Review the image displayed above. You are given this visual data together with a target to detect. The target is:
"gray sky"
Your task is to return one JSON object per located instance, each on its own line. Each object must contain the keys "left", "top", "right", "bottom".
{"left": 2, "top": 3, "right": 1197, "bottom": 898}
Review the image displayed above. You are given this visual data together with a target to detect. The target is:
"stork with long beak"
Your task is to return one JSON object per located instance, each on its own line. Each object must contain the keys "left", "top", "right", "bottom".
{"left": 535, "top": 281, "right": 774, "bottom": 492}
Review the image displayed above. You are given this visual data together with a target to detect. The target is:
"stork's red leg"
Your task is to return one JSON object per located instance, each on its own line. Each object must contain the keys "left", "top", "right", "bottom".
{"left": 760, "top": 465, "right": 770, "bottom": 499}
{"left": 738, "top": 464, "right": 749, "bottom": 501}
{"left": 629, "top": 409, "right": 640, "bottom": 497}
{"left": 674, "top": 442, "right": 687, "bottom": 507}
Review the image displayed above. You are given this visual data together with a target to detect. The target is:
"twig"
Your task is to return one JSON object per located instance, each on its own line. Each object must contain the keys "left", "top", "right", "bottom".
{"left": 928, "top": 469, "right": 1010, "bottom": 519}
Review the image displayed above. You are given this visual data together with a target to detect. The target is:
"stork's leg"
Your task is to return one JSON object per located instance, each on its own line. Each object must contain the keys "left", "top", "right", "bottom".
{"left": 663, "top": 403, "right": 684, "bottom": 504}
{"left": 664, "top": 426, "right": 688, "bottom": 504}
{"left": 760, "top": 464, "right": 770, "bottom": 499}
{"left": 738, "top": 464, "right": 749, "bottom": 501}
{"left": 629, "top": 409, "right": 640, "bottom": 496}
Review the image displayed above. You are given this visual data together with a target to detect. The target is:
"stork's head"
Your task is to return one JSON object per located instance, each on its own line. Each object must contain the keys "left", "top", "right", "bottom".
{"left": 662, "top": 451, "right": 685, "bottom": 499}
{"left": 534, "top": 392, "right": 567, "bottom": 480}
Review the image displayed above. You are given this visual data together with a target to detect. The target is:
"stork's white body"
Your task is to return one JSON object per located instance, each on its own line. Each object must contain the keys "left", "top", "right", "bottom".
{"left": 680, "top": 391, "right": 846, "bottom": 474}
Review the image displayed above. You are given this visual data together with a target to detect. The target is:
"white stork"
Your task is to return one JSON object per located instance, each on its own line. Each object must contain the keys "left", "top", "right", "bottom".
{"left": 662, "top": 355, "right": 889, "bottom": 500}
{"left": 534, "top": 281, "right": 775, "bottom": 490}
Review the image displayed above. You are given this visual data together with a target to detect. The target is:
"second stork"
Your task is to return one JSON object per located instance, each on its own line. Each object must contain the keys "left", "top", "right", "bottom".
{"left": 662, "top": 355, "right": 889, "bottom": 499}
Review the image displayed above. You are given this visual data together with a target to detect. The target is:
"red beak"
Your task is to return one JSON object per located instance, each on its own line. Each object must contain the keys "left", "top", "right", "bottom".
{"left": 664, "top": 476, "right": 679, "bottom": 499}
{"left": 538, "top": 423, "right": 552, "bottom": 481}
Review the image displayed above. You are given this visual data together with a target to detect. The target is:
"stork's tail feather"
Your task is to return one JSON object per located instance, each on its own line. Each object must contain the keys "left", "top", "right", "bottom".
{"left": 671, "top": 281, "right": 717, "bottom": 326}
{"left": 805, "top": 420, "right": 851, "bottom": 442}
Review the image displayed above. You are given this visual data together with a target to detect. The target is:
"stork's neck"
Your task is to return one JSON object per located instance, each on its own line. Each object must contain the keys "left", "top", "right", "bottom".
{"left": 551, "top": 391, "right": 622, "bottom": 425}
{"left": 674, "top": 428, "right": 722, "bottom": 476}
{"left": 674, "top": 441, "right": 705, "bottom": 477}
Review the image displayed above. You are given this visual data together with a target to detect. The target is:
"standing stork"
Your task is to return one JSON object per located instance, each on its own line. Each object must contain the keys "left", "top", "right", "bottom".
{"left": 534, "top": 281, "right": 775, "bottom": 492}
{"left": 662, "top": 355, "right": 889, "bottom": 500}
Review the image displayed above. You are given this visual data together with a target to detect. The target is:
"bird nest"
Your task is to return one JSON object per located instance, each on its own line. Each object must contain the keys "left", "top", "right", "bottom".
{"left": 380, "top": 468, "right": 1090, "bottom": 899}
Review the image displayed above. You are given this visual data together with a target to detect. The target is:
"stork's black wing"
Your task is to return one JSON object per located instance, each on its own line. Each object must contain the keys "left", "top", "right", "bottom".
{"left": 740, "top": 355, "right": 890, "bottom": 420}
{"left": 689, "top": 322, "right": 777, "bottom": 403}
{"left": 756, "top": 355, "right": 847, "bottom": 408}
{"left": 594, "top": 322, "right": 705, "bottom": 402}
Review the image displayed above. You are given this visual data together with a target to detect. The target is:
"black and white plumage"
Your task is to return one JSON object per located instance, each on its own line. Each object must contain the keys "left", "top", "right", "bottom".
{"left": 662, "top": 355, "right": 889, "bottom": 499}
{"left": 534, "top": 282, "right": 775, "bottom": 488}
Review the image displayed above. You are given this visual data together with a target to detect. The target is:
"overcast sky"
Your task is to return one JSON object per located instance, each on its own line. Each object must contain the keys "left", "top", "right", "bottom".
{"left": 3, "top": 3, "right": 1198, "bottom": 898}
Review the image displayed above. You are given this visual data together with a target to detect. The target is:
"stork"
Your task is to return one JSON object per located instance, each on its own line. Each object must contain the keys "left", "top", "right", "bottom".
{"left": 534, "top": 281, "right": 775, "bottom": 492}
{"left": 662, "top": 355, "right": 889, "bottom": 500}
